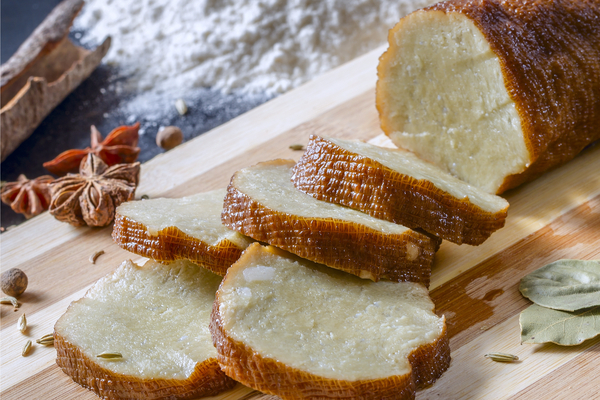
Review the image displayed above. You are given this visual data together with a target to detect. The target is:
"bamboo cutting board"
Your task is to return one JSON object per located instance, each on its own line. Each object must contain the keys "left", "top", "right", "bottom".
{"left": 1, "top": 45, "right": 599, "bottom": 400}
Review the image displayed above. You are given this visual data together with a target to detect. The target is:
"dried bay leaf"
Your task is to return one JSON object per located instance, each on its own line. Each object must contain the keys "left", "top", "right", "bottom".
{"left": 520, "top": 304, "right": 600, "bottom": 345}
{"left": 519, "top": 259, "right": 600, "bottom": 312}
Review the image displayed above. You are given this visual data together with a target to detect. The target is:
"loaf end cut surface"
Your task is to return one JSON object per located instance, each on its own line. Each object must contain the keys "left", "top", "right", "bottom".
{"left": 377, "top": 0, "right": 600, "bottom": 194}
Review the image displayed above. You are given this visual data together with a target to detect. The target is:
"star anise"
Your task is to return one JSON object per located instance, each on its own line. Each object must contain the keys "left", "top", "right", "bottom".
{"left": 1, "top": 175, "right": 54, "bottom": 218}
{"left": 48, "top": 154, "right": 140, "bottom": 227}
{"left": 43, "top": 123, "right": 141, "bottom": 176}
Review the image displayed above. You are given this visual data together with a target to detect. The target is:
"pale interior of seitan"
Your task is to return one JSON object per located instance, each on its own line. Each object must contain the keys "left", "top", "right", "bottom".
{"left": 55, "top": 259, "right": 222, "bottom": 379}
{"left": 218, "top": 246, "right": 445, "bottom": 381}
{"left": 328, "top": 136, "right": 509, "bottom": 212}
{"left": 378, "top": 10, "right": 530, "bottom": 193}
{"left": 234, "top": 160, "right": 411, "bottom": 235}
{"left": 116, "top": 189, "right": 251, "bottom": 248}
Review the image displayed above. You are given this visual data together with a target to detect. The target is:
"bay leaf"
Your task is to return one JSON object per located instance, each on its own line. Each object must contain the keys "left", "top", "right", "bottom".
{"left": 520, "top": 304, "right": 600, "bottom": 346}
{"left": 519, "top": 259, "right": 600, "bottom": 311}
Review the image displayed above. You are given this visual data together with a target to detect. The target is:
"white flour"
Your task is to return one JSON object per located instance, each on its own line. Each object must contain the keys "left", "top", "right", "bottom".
{"left": 74, "top": 0, "right": 435, "bottom": 116}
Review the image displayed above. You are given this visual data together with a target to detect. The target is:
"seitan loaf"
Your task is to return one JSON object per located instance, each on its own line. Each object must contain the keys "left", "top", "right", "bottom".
{"left": 377, "top": 0, "right": 600, "bottom": 194}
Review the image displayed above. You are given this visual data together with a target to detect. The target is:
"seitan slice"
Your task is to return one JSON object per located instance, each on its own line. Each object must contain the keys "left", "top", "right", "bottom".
{"left": 377, "top": 0, "right": 600, "bottom": 194}
{"left": 112, "top": 190, "right": 252, "bottom": 276}
{"left": 55, "top": 259, "right": 235, "bottom": 399}
{"left": 222, "top": 159, "right": 439, "bottom": 285}
{"left": 292, "top": 135, "right": 509, "bottom": 245}
{"left": 210, "top": 243, "right": 450, "bottom": 399}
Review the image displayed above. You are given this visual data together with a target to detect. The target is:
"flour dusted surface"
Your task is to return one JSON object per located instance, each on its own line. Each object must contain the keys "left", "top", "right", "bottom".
{"left": 75, "top": 0, "right": 437, "bottom": 103}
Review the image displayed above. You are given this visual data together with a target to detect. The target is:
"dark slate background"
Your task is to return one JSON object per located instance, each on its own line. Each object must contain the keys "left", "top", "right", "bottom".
{"left": 1, "top": 0, "right": 271, "bottom": 229}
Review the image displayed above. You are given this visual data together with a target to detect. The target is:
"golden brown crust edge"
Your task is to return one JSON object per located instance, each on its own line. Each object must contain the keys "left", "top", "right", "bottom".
{"left": 221, "top": 160, "right": 438, "bottom": 285}
{"left": 292, "top": 136, "right": 508, "bottom": 245}
{"left": 111, "top": 213, "right": 245, "bottom": 276}
{"left": 210, "top": 289, "right": 451, "bottom": 400}
{"left": 378, "top": 0, "right": 600, "bottom": 194}
{"left": 54, "top": 331, "right": 236, "bottom": 400}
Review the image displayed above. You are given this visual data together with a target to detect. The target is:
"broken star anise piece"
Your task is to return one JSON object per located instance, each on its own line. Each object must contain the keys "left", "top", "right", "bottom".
{"left": 1, "top": 175, "right": 54, "bottom": 218}
{"left": 49, "top": 154, "right": 140, "bottom": 227}
{"left": 43, "top": 122, "right": 141, "bottom": 176}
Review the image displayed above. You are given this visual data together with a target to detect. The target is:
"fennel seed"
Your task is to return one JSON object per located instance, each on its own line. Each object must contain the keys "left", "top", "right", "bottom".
{"left": 36, "top": 334, "right": 54, "bottom": 346}
{"left": 96, "top": 352, "right": 123, "bottom": 360}
{"left": 484, "top": 352, "right": 519, "bottom": 362}
{"left": 18, "top": 313, "right": 27, "bottom": 333}
{"left": 22, "top": 340, "right": 32, "bottom": 356}
{"left": 289, "top": 144, "right": 304, "bottom": 151}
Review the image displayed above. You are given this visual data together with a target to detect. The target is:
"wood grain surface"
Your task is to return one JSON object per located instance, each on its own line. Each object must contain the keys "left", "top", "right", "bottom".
{"left": 1, "top": 46, "right": 599, "bottom": 400}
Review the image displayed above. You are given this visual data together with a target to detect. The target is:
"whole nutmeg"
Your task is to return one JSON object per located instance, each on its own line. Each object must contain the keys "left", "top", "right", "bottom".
{"left": 1, "top": 268, "right": 28, "bottom": 297}
{"left": 156, "top": 126, "right": 183, "bottom": 150}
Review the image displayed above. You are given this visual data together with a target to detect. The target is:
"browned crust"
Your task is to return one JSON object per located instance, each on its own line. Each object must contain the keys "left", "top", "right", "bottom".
{"left": 378, "top": 0, "right": 600, "bottom": 194}
{"left": 112, "top": 213, "right": 245, "bottom": 276}
{"left": 221, "top": 159, "right": 439, "bottom": 285}
{"left": 55, "top": 331, "right": 236, "bottom": 400}
{"left": 292, "top": 136, "right": 508, "bottom": 245}
{"left": 210, "top": 274, "right": 451, "bottom": 400}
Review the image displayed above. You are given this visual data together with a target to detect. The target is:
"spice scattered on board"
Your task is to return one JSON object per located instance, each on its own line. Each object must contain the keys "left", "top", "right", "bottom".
{"left": 520, "top": 304, "right": 600, "bottom": 346}
{"left": 37, "top": 334, "right": 55, "bottom": 346}
{"left": 22, "top": 340, "right": 32, "bottom": 357}
{"left": 1, "top": 268, "right": 28, "bottom": 297}
{"left": 43, "top": 123, "right": 141, "bottom": 176}
{"left": 1, "top": 175, "right": 54, "bottom": 218}
{"left": 484, "top": 353, "right": 519, "bottom": 363}
{"left": 48, "top": 154, "right": 140, "bottom": 227}
{"left": 89, "top": 250, "right": 105, "bottom": 264}
{"left": 0, "top": 296, "right": 19, "bottom": 310}
{"left": 18, "top": 313, "right": 27, "bottom": 333}
{"left": 519, "top": 259, "right": 600, "bottom": 345}
{"left": 520, "top": 259, "right": 600, "bottom": 312}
